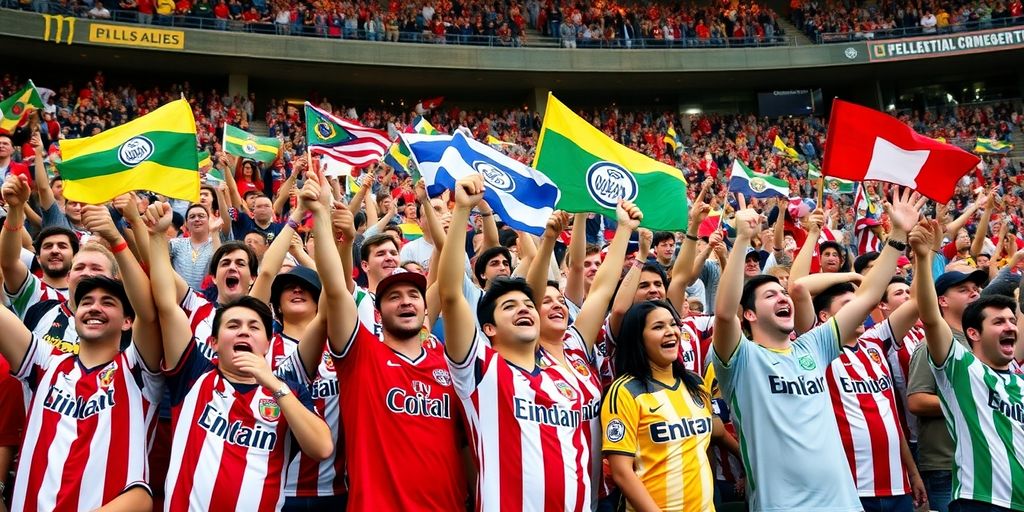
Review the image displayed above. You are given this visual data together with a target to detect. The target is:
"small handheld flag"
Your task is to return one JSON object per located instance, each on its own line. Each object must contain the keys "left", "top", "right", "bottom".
{"left": 305, "top": 102, "right": 390, "bottom": 168}
{"left": 223, "top": 124, "right": 281, "bottom": 164}
{"left": 727, "top": 160, "right": 790, "bottom": 199}
{"left": 0, "top": 80, "right": 45, "bottom": 135}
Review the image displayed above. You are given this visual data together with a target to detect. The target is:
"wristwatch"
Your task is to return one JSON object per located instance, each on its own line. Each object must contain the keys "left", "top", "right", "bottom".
{"left": 886, "top": 238, "right": 908, "bottom": 252}
{"left": 272, "top": 385, "right": 291, "bottom": 401}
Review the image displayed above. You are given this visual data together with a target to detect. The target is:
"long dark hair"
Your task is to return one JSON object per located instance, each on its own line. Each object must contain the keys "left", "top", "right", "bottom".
{"left": 613, "top": 300, "right": 709, "bottom": 405}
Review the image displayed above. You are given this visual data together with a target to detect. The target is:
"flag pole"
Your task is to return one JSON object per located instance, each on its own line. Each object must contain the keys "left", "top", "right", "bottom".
{"left": 816, "top": 177, "right": 825, "bottom": 210}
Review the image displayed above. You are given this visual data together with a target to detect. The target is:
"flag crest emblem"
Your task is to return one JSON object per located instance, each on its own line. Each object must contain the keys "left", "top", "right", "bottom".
{"left": 259, "top": 398, "right": 281, "bottom": 422}
{"left": 118, "top": 136, "right": 154, "bottom": 167}
{"left": 11, "top": 103, "right": 24, "bottom": 116}
{"left": 555, "top": 381, "right": 578, "bottom": 400}
{"left": 314, "top": 120, "right": 337, "bottom": 141}
{"left": 98, "top": 362, "right": 117, "bottom": 388}
{"left": 749, "top": 177, "right": 768, "bottom": 193}
{"left": 586, "top": 162, "right": 638, "bottom": 208}
{"left": 475, "top": 161, "right": 516, "bottom": 192}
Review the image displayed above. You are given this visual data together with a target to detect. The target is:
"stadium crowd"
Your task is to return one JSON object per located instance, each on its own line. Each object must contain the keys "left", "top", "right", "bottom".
{"left": 793, "top": 0, "right": 1024, "bottom": 42}
{"left": 0, "top": 73, "right": 1023, "bottom": 512}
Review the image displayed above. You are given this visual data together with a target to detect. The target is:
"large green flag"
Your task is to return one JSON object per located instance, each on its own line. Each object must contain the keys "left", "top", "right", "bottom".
{"left": 223, "top": 124, "right": 281, "bottom": 164}
{"left": 533, "top": 94, "right": 687, "bottom": 231}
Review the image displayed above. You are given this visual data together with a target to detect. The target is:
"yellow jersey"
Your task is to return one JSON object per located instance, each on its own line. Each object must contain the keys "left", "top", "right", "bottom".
{"left": 602, "top": 374, "right": 715, "bottom": 512}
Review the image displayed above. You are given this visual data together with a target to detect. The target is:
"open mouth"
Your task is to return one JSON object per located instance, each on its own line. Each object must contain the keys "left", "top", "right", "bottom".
{"left": 397, "top": 310, "right": 417, "bottom": 318}
{"left": 661, "top": 339, "right": 678, "bottom": 349}
{"left": 83, "top": 316, "right": 106, "bottom": 326}
{"left": 514, "top": 317, "right": 535, "bottom": 327}
{"left": 225, "top": 276, "right": 240, "bottom": 290}
{"left": 547, "top": 312, "right": 565, "bottom": 321}
{"left": 233, "top": 342, "right": 253, "bottom": 353}
{"left": 999, "top": 335, "right": 1017, "bottom": 353}
{"left": 775, "top": 306, "right": 792, "bottom": 318}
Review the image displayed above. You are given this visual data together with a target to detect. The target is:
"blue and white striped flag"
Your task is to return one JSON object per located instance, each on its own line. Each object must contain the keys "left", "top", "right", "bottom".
{"left": 403, "top": 132, "right": 560, "bottom": 235}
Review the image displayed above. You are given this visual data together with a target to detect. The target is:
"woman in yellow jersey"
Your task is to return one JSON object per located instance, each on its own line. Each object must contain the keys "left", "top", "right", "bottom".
{"left": 602, "top": 300, "right": 721, "bottom": 512}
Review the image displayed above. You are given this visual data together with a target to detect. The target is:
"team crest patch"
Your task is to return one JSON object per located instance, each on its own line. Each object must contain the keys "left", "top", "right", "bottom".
{"left": 585, "top": 162, "right": 638, "bottom": 208}
{"left": 432, "top": 368, "right": 452, "bottom": 386}
{"left": 749, "top": 177, "right": 768, "bottom": 193}
{"left": 606, "top": 418, "right": 625, "bottom": 443}
{"left": 258, "top": 398, "right": 281, "bottom": 422}
{"left": 322, "top": 351, "right": 335, "bottom": 371}
{"left": 867, "top": 348, "right": 882, "bottom": 365}
{"left": 117, "top": 136, "right": 154, "bottom": 167}
{"left": 98, "top": 362, "right": 118, "bottom": 388}
{"left": 554, "top": 381, "right": 578, "bottom": 401}
{"left": 568, "top": 356, "right": 591, "bottom": 377}
{"left": 798, "top": 355, "right": 816, "bottom": 371}
{"left": 243, "top": 134, "right": 258, "bottom": 155}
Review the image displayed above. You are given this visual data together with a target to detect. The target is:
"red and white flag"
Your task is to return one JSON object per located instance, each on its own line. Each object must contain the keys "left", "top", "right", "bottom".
{"left": 415, "top": 96, "right": 444, "bottom": 114}
{"left": 822, "top": 99, "right": 980, "bottom": 203}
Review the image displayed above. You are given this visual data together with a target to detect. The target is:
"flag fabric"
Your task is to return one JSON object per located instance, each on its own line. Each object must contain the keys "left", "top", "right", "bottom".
{"left": 415, "top": 96, "right": 444, "bottom": 114}
{"left": 402, "top": 131, "right": 558, "bottom": 236}
{"left": 197, "top": 150, "right": 212, "bottom": 170}
{"left": 486, "top": 135, "right": 516, "bottom": 148}
{"left": 773, "top": 135, "right": 803, "bottom": 161}
{"left": 223, "top": 124, "right": 281, "bottom": 164}
{"left": 58, "top": 99, "right": 199, "bottom": 204}
{"left": 727, "top": 160, "right": 790, "bottom": 199}
{"left": 383, "top": 115, "right": 440, "bottom": 175}
{"left": 974, "top": 137, "right": 1013, "bottom": 154}
{"left": 305, "top": 102, "right": 390, "bottom": 168}
{"left": 397, "top": 221, "right": 423, "bottom": 241}
{"left": 697, "top": 209, "right": 725, "bottom": 239}
{"left": 663, "top": 125, "right": 683, "bottom": 155}
{"left": 0, "top": 81, "right": 45, "bottom": 135}
{"left": 808, "top": 162, "right": 856, "bottom": 194}
{"left": 823, "top": 99, "right": 980, "bottom": 203}
{"left": 204, "top": 167, "right": 225, "bottom": 184}
{"left": 853, "top": 183, "right": 883, "bottom": 255}
{"left": 808, "top": 162, "right": 822, "bottom": 179}
{"left": 532, "top": 93, "right": 688, "bottom": 231}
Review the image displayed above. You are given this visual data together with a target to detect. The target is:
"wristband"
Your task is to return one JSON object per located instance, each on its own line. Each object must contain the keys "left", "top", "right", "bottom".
{"left": 684, "top": 233, "right": 699, "bottom": 241}
{"left": 886, "top": 238, "right": 908, "bottom": 252}
{"left": 111, "top": 240, "right": 129, "bottom": 254}
{"left": 286, "top": 218, "right": 300, "bottom": 231}
{"left": 3, "top": 221, "right": 21, "bottom": 231}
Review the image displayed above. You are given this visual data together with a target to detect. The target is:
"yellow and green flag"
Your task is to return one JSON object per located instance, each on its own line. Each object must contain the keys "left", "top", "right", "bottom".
{"left": 773, "top": 135, "right": 804, "bottom": 161}
{"left": 974, "top": 137, "right": 1013, "bottom": 154}
{"left": 0, "top": 80, "right": 45, "bottom": 135}
{"left": 223, "top": 124, "right": 281, "bottom": 164}
{"left": 58, "top": 99, "right": 199, "bottom": 204}
{"left": 197, "top": 150, "right": 212, "bottom": 170}
{"left": 533, "top": 93, "right": 687, "bottom": 230}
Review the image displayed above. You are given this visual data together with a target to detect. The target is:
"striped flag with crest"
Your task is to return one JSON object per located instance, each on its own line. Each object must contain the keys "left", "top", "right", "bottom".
{"left": 305, "top": 102, "right": 390, "bottom": 168}
{"left": 854, "top": 183, "right": 883, "bottom": 255}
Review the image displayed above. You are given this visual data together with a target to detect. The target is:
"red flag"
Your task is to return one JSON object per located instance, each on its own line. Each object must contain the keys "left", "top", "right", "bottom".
{"left": 415, "top": 96, "right": 444, "bottom": 114}
{"left": 822, "top": 99, "right": 980, "bottom": 203}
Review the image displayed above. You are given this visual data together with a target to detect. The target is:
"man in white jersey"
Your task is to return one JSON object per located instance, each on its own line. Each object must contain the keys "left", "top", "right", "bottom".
{"left": 1, "top": 273, "right": 162, "bottom": 512}
{"left": 438, "top": 175, "right": 592, "bottom": 512}
{"left": 711, "top": 188, "right": 925, "bottom": 511}
{"left": 911, "top": 218, "right": 1024, "bottom": 512}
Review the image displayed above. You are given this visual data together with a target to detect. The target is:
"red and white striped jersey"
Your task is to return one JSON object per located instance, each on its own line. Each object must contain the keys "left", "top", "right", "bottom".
{"left": 826, "top": 321, "right": 910, "bottom": 498}
{"left": 280, "top": 341, "right": 346, "bottom": 499}
{"left": 886, "top": 324, "right": 925, "bottom": 443}
{"left": 6, "top": 273, "right": 69, "bottom": 320}
{"left": 11, "top": 337, "right": 162, "bottom": 512}
{"left": 330, "top": 323, "right": 466, "bottom": 510}
{"left": 537, "top": 327, "right": 603, "bottom": 509}
{"left": 180, "top": 287, "right": 217, "bottom": 361}
{"left": 450, "top": 331, "right": 591, "bottom": 512}
{"left": 163, "top": 340, "right": 315, "bottom": 512}
{"left": 679, "top": 315, "right": 715, "bottom": 374}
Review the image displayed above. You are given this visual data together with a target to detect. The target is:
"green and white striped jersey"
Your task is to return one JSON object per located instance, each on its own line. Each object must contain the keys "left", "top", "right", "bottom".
{"left": 931, "top": 341, "right": 1024, "bottom": 511}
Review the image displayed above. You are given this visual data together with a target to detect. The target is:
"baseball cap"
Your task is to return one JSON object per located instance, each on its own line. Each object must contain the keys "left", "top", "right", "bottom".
{"left": 375, "top": 268, "right": 427, "bottom": 310}
{"left": 270, "top": 266, "right": 322, "bottom": 307}
{"left": 934, "top": 269, "right": 988, "bottom": 296}
{"left": 744, "top": 247, "right": 760, "bottom": 261}
{"left": 74, "top": 275, "right": 135, "bottom": 319}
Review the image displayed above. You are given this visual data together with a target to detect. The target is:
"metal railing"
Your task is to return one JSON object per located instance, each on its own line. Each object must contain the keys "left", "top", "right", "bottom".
{"left": 9, "top": 1, "right": 795, "bottom": 49}
{"left": 816, "top": 15, "right": 1024, "bottom": 43}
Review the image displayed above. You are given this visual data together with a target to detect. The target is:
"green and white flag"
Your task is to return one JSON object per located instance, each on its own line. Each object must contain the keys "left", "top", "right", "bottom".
{"left": 809, "top": 163, "right": 855, "bottom": 194}
{"left": 727, "top": 160, "right": 789, "bottom": 199}
{"left": 223, "top": 124, "right": 281, "bottom": 164}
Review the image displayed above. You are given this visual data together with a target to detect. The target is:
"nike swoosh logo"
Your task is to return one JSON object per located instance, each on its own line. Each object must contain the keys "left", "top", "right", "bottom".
{"left": 386, "top": 360, "right": 401, "bottom": 367}
{"left": 649, "top": 404, "right": 664, "bottom": 414}
{"left": 771, "top": 361, "right": 780, "bottom": 366}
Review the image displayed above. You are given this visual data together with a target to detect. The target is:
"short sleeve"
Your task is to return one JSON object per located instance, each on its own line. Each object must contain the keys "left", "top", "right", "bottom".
{"left": 6, "top": 273, "right": 44, "bottom": 320}
{"left": 41, "top": 202, "right": 73, "bottom": 230}
{"left": 163, "top": 339, "right": 214, "bottom": 407}
{"left": 13, "top": 335, "right": 51, "bottom": 385}
{"left": 929, "top": 335, "right": 967, "bottom": 378}
{"left": 275, "top": 348, "right": 311, "bottom": 386}
{"left": 179, "top": 287, "right": 210, "bottom": 316}
{"left": 326, "top": 320, "right": 364, "bottom": 361}
{"left": 795, "top": 317, "right": 841, "bottom": 364}
{"left": 447, "top": 330, "right": 488, "bottom": 400}
{"left": 858, "top": 319, "right": 894, "bottom": 354}
{"left": 601, "top": 378, "right": 639, "bottom": 456}
{"left": 280, "top": 373, "right": 317, "bottom": 414}
{"left": 907, "top": 345, "right": 938, "bottom": 396}
{"left": 711, "top": 332, "right": 749, "bottom": 401}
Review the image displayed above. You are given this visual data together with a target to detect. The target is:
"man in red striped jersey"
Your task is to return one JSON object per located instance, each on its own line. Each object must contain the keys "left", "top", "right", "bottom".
{"left": 438, "top": 175, "right": 592, "bottom": 512}
{"left": 146, "top": 200, "right": 333, "bottom": 512}
{"left": 808, "top": 280, "right": 928, "bottom": 511}
{"left": 0, "top": 272, "right": 163, "bottom": 512}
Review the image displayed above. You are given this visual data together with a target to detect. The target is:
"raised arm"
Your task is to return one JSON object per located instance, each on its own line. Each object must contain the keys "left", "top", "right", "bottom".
{"left": 30, "top": 132, "right": 56, "bottom": 211}
{"left": 526, "top": 211, "right": 570, "bottom": 307}
{"left": 0, "top": 290, "right": 33, "bottom": 373}
{"left": 273, "top": 172, "right": 297, "bottom": 217}
{"left": 305, "top": 173, "right": 358, "bottom": 355}
{"left": 910, "top": 217, "right": 954, "bottom": 366}
{"left": 970, "top": 192, "right": 996, "bottom": 258}
{"left": 669, "top": 189, "right": 712, "bottom": 311}
{"left": 0, "top": 176, "right": 32, "bottom": 295}
{"left": 249, "top": 202, "right": 305, "bottom": 303}
{"left": 82, "top": 205, "right": 162, "bottom": 369}
{"left": 713, "top": 208, "right": 761, "bottom": 363}
{"left": 478, "top": 200, "right": 500, "bottom": 252}
{"left": 833, "top": 189, "right": 925, "bottom": 344}
{"left": 790, "top": 270, "right": 863, "bottom": 335}
{"left": 789, "top": 208, "right": 823, "bottom": 288}
{"left": 942, "top": 192, "right": 983, "bottom": 238}
{"left": 143, "top": 202, "right": 196, "bottom": 370}
{"left": 439, "top": 176, "right": 485, "bottom": 364}
{"left": 575, "top": 201, "right": 642, "bottom": 348}
{"left": 564, "top": 213, "right": 588, "bottom": 307}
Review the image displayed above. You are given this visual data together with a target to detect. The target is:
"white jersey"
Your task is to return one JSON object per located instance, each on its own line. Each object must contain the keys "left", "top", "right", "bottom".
{"left": 12, "top": 337, "right": 162, "bottom": 512}
{"left": 826, "top": 321, "right": 910, "bottom": 498}
{"left": 886, "top": 324, "right": 925, "bottom": 442}
{"left": 449, "top": 331, "right": 592, "bottom": 512}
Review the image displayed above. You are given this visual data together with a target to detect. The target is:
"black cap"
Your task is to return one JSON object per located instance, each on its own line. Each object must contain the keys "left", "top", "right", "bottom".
{"left": 270, "top": 266, "right": 322, "bottom": 307}
{"left": 74, "top": 275, "right": 134, "bottom": 319}
{"left": 374, "top": 268, "right": 427, "bottom": 311}
{"left": 935, "top": 269, "right": 988, "bottom": 296}
{"left": 819, "top": 240, "right": 845, "bottom": 259}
